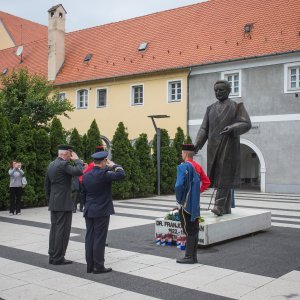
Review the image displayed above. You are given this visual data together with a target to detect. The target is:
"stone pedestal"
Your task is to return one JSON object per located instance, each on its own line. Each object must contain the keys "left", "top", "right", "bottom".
{"left": 155, "top": 208, "right": 271, "bottom": 246}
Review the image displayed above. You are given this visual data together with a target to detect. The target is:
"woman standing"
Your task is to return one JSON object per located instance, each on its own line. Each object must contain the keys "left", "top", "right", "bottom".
{"left": 8, "top": 161, "right": 24, "bottom": 215}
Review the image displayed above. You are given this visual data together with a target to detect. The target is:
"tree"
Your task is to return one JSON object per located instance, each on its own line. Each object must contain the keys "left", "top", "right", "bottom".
{"left": 173, "top": 127, "right": 185, "bottom": 165}
{"left": 86, "top": 119, "right": 101, "bottom": 161}
{"left": 82, "top": 134, "right": 88, "bottom": 161}
{"left": 0, "top": 68, "right": 73, "bottom": 128}
{"left": 69, "top": 128, "right": 83, "bottom": 158}
{"left": 13, "top": 117, "right": 37, "bottom": 206}
{"left": 111, "top": 122, "right": 132, "bottom": 198}
{"left": 0, "top": 112, "right": 11, "bottom": 209}
{"left": 34, "top": 129, "right": 51, "bottom": 205}
{"left": 134, "top": 133, "right": 155, "bottom": 196}
{"left": 129, "top": 145, "right": 143, "bottom": 197}
{"left": 185, "top": 135, "right": 193, "bottom": 144}
{"left": 153, "top": 129, "right": 178, "bottom": 194}
{"left": 50, "top": 117, "right": 65, "bottom": 159}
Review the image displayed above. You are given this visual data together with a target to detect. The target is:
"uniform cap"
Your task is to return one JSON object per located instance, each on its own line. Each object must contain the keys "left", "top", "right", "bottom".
{"left": 182, "top": 144, "right": 195, "bottom": 151}
{"left": 58, "top": 144, "right": 75, "bottom": 151}
{"left": 91, "top": 151, "right": 108, "bottom": 160}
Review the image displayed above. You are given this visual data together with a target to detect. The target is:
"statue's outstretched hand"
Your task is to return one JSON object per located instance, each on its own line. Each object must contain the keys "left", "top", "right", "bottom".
{"left": 220, "top": 126, "right": 233, "bottom": 135}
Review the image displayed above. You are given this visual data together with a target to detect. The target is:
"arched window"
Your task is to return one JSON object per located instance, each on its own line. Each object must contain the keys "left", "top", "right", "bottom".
{"left": 77, "top": 89, "right": 88, "bottom": 109}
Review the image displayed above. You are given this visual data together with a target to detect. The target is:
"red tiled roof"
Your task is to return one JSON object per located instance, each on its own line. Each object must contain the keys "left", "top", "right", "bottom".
{"left": 0, "top": 0, "right": 300, "bottom": 85}
{"left": 0, "top": 11, "right": 47, "bottom": 46}
{"left": 0, "top": 39, "right": 48, "bottom": 78}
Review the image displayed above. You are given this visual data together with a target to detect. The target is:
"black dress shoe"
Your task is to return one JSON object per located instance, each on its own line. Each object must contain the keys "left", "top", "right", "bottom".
{"left": 52, "top": 259, "right": 73, "bottom": 265}
{"left": 92, "top": 267, "right": 112, "bottom": 274}
{"left": 49, "top": 258, "right": 53, "bottom": 264}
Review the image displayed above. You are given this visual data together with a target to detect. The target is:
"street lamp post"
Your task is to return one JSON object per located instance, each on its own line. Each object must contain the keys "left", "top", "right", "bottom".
{"left": 148, "top": 115, "right": 170, "bottom": 196}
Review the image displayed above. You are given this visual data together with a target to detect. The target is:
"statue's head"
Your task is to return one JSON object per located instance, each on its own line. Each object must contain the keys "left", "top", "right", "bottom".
{"left": 214, "top": 80, "right": 231, "bottom": 102}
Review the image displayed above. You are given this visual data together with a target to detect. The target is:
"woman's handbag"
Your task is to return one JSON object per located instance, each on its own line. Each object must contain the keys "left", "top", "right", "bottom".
{"left": 21, "top": 176, "right": 27, "bottom": 188}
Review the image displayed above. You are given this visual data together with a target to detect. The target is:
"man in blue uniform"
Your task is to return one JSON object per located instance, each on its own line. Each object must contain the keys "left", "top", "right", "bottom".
{"left": 82, "top": 150, "right": 125, "bottom": 274}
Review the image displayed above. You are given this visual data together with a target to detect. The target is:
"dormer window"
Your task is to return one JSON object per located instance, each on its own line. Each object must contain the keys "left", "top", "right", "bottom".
{"left": 138, "top": 42, "right": 148, "bottom": 51}
{"left": 84, "top": 54, "right": 93, "bottom": 63}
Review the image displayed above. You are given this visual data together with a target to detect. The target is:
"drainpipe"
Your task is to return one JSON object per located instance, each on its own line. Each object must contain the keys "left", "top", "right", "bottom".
{"left": 186, "top": 67, "right": 192, "bottom": 138}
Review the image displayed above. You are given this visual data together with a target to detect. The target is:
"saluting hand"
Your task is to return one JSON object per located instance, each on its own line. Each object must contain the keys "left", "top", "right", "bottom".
{"left": 70, "top": 151, "right": 79, "bottom": 160}
{"left": 105, "top": 159, "right": 115, "bottom": 168}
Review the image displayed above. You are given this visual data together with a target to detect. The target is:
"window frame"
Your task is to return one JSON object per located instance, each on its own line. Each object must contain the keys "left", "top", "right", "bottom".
{"left": 130, "top": 84, "right": 144, "bottom": 106}
{"left": 96, "top": 88, "right": 108, "bottom": 108}
{"left": 221, "top": 69, "right": 242, "bottom": 98}
{"left": 284, "top": 62, "right": 300, "bottom": 93}
{"left": 167, "top": 79, "right": 182, "bottom": 103}
{"left": 76, "top": 89, "right": 89, "bottom": 109}
{"left": 58, "top": 92, "right": 66, "bottom": 102}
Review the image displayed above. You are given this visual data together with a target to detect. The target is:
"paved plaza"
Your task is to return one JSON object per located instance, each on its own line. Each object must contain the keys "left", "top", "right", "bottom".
{"left": 0, "top": 190, "right": 300, "bottom": 299}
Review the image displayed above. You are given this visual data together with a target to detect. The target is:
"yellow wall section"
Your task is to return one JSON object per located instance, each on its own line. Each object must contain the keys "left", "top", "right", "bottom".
{"left": 59, "top": 71, "right": 188, "bottom": 141}
{"left": 0, "top": 21, "right": 15, "bottom": 50}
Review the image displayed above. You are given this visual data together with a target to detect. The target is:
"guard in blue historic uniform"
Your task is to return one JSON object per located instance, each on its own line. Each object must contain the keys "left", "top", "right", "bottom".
{"left": 82, "top": 150, "right": 125, "bottom": 274}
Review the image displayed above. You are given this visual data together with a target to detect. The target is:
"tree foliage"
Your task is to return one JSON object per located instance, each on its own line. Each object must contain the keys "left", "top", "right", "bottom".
{"left": 50, "top": 117, "right": 66, "bottom": 159}
{"left": 0, "top": 112, "right": 10, "bottom": 210}
{"left": 69, "top": 128, "right": 83, "bottom": 158}
{"left": 81, "top": 134, "right": 88, "bottom": 161}
{"left": 86, "top": 119, "right": 101, "bottom": 161}
{"left": 13, "top": 117, "right": 37, "bottom": 206}
{"left": 34, "top": 129, "right": 51, "bottom": 205}
{"left": 173, "top": 127, "right": 185, "bottom": 165}
{"left": 153, "top": 129, "right": 178, "bottom": 194}
{"left": 0, "top": 68, "right": 73, "bottom": 128}
{"left": 185, "top": 135, "right": 193, "bottom": 144}
{"left": 111, "top": 122, "right": 132, "bottom": 198}
{"left": 134, "top": 133, "right": 155, "bottom": 196}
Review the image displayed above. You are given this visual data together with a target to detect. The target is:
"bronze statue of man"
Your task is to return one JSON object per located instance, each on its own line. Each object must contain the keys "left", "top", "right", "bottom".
{"left": 194, "top": 80, "right": 251, "bottom": 216}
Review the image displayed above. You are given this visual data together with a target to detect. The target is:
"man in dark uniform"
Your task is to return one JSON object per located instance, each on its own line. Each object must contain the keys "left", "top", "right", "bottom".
{"left": 195, "top": 80, "right": 251, "bottom": 216}
{"left": 45, "top": 144, "right": 84, "bottom": 265}
{"left": 82, "top": 150, "right": 125, "bottom": 274}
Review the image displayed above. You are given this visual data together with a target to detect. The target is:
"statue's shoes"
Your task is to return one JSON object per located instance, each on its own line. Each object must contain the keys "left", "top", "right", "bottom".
{"left": 211, "top": 207, "right": 223, "bottom": 216}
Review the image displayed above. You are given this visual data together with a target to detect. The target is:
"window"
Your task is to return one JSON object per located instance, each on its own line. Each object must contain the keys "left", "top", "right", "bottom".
{"left": 77, "top": 89, "right": 88, "bottom": 108}
{"left": 284, "top": 63, "right": 300, "bottom": 93}
{"left": 131, "top": 85, "right": 143, "bottom": 105}
{"left": 168, "top": 80, "right": 182, "bottom": 102}
{"left": 97, "top": 88, "right": 107, "bottom": 107}
{"left": 58, "top": 92, "right": 66, "bottom": 101}
{"left": 221, "top": 70, "right": 241, "bottom": 97}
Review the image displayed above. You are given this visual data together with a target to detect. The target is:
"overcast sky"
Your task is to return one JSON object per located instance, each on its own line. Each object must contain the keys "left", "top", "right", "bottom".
{"left": 0, "top": 0, "right": 208, "bottom": 32}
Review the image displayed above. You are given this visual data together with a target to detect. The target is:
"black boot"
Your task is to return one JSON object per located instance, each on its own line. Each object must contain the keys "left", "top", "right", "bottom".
{"left": 176, "top": 236, "right": 195, "bottom": 264}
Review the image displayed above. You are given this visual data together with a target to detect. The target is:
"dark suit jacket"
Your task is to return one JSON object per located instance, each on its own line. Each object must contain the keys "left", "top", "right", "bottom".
{"left": 82, "top": 165, "right": 125, "bottom": 218}
{"left": 45, "top": 158, "right": 84, "bottom": 211}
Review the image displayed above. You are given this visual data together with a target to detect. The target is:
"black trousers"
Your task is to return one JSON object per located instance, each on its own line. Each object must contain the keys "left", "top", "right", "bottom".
{"left": 85, "top": 216, "right": 110, "bottom": 271}
{"left": 178, "top": 208, "right": 199, "bottom": 237}
{"left": 49, "top": 211, "right": 72, "bottom": 263}
{"left": 9, "top": 187, "right": 22, "bottom": 214}
{"left": 215, "top": 187, "right": 232, "bottom": 214}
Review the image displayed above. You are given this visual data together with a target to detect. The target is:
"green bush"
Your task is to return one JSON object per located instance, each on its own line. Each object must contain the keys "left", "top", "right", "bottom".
{"left": 86, "top": 120, "right": 101, "bottom": 162}
{"left": 50, "top": 117, "right": 66, "bottom": 159}
{"left": 134, "top": 133, "right": 155, "bottom": 196}
{"left": 152, "top": 129, "right": 177, "bottom": 194}
{"left": 111, "top": 122, "right": 132, "bottom": 198}
{"left": 69, "top": 128, "right": 83, "bottom": 158}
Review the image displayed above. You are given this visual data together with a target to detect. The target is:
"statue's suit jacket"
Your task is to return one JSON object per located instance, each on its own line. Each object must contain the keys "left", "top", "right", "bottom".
{"left": 195, "top": 99, "right": 251, "bottom": 188}
{"left": 45, "top": 158, "right": 84, "bottom": 211}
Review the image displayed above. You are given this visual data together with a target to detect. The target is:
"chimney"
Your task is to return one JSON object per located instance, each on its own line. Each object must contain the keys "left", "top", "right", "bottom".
{"left": 48, "top": 4, "right": 66, "bottom": 81}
